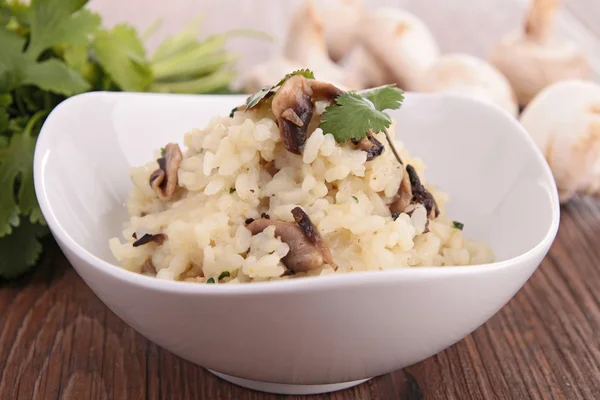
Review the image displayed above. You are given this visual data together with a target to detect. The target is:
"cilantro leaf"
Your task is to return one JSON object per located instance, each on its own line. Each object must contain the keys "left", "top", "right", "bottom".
{"left": 0, "top": 132, "right": 36, "bottom": 237}
{"left": 92, "top": 24, "right": 152, "bottom": 91}
{"left": 0, "top": 219, "right": 48, "bottom": 278}
{"left": 18, "top": 154, "right": 45, "bottom": 225}
{"left": 0, "top": 93, "right": 12, "bottom": 108}
{"left": 22, "top": 58, "right": 90, "bottom": 95}
{"left": 0, "top": 29, "right": 26, "bottom": 92}
{"left": 4, "top": 1, "right": 30, "bottom": 29}
{"left": 452, "top": 221, "right": 464, "bottom": 230}
{"left": 63, "top": 43, "right": 88, "bottom": 74}
{"left": 245, "top": 85, "right": 273, "bottom": 110}
{"left": 26, "top": 0, "right": 99, "bottom": 58}
{"left": 0, "top": 24, "right": 89, "bottom": 96}
{"left": 218, "top": 270, "right": 230, "bottom": 280}
{"left": 275, "top": 69, "right": 315, "bottom": 87}
{"left": 0, "top": 94, "right": 10, "bottom": 133}
{"left": 0, "top": 3, "right": 9, "bottom": 26}
{"left": 357, "top": 85, "right": 404, "bottom": 112}
{"left": 319, "top": 92, "right": 392, "bottom": 143}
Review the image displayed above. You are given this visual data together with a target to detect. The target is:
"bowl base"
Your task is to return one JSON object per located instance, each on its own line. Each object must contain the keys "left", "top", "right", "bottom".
{"left": 208, "top": 370, "right": 371, "bottom": 395}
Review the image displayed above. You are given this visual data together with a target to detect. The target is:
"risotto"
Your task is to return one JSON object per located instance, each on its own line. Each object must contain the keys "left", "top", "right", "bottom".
{"left": 109, "top": 74, "right": 493, "bottom": 283}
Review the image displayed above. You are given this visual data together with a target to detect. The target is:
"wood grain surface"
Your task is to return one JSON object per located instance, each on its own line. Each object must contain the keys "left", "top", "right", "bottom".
{"left": 1, "top": 200, "right": 600, "bottom": 400}
{"left": 3, "top": 1, "right": 600, "bottom": 399}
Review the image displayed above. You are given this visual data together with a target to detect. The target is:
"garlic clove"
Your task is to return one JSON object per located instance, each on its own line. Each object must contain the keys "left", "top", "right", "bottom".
{"left": 489, "top": 0, "right": 590, "bottom": 106}
{"left": 415, "top": 53, "right": 519, "bottom": 117}
{"left": 320, "top": 0, "right": 364, "bottom": 62}
{"left": 357, "top": 8, "right": 440, "bottom": 91}
{"left": 282, "top": 0, "right": 361, "bottom": 90}
{"left": 520, "top": 80, "right": 600, "bottom": 202}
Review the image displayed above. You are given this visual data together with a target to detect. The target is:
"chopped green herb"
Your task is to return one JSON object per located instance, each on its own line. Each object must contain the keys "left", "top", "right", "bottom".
{"left": 319, "top": 92, "right": 393, "bottom": 143}
{"left": 275, "top": 69, "right": 315, "bottom": 87}
{"left": 160, "top": 147, "right": 165, "bottom": 155}
{"left": 229, "top": 107, "right": 237, "bottom": 118}
{"left": 319, "top": 85, "right": 404, "bottom": 144}
{"left": 452, "top": 221, "right": 464, "bottom": 230}
{"left": 245, "top": 69, "right": 315, "bottom": 110}
{"left": 356, "top": 85, "right": 404, "bottom": 112}
{"left": 206, "top": 277, "right": 215, "bottom": 284}
{"left": 218, "top": 271, "right": 230, "bottom": 280}
{"left": 245, "top": 84, "right": 275, "bottom": 110}
{"left": 229, "top": 187, "right": 236, "bottom": 194}
{"left": 352, "top": 196, "right": 359, "bottom": 203}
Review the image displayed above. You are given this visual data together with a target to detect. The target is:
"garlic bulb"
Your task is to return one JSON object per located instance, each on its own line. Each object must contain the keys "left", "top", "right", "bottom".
{"left": 520, "top": 80, "right": 600, "bottom": 202}
{"left": 489, "top": 0, "right": 590, "bottom": 106}
{"left": 282, "top": 0, "right": 361, "bottom": 89}
{"left": 357, "top": 8, "right": 440, "bottom": 91}
{"left": 320, "top": 0, "right": 364, "bottom": 62}
{"left": 415, "top": 53, "right": 518, "bottom": 116}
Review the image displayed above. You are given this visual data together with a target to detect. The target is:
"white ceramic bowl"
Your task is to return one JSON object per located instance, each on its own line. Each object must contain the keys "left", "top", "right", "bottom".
{"left": 34, "top": 92, "right": 559, "bottom": 395}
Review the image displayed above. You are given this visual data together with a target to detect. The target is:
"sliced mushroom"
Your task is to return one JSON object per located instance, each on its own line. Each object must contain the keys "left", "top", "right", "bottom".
{"left": 389, "top": 166, "right": 413, "bottom": 214}
{"left": 132, "top": 232, "right": 167, "bottom": 247}
{"left": 406, "top": 164, "right": 439, "bottom": 219}
{"left": 149, "top": 143, "right": 182, "bottom": 201}
{"left": 246, "top": 206, "right": 336, "bottom": 273}
{"left": 389, "top": 164, "right": 439, "bottom": 219}
{"left": 352, "top": 133, "right": 385, "bottom": 161}
{"left": 140, "top": 258, "right": 157, "bottom": 276}
{"left": 271, "top": 75, "right": 344, "bottom": 154}
{"left": 291, "top": 207, "right": 336, "bottom": 268}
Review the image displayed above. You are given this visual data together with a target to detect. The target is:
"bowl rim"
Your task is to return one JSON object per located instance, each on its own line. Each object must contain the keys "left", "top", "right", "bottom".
{"left": 33, "top": 91, "right": 561, "bottom": 296}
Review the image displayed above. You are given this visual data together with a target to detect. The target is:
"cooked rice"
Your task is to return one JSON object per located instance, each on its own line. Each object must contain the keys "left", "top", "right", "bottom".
{"left": 109, "top": 107, "right": 494, "bottom": 283}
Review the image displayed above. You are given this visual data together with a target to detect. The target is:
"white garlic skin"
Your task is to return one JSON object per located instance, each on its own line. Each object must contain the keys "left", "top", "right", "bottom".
{"left": 520, "top": 80, "right": 600, "bottom": 202}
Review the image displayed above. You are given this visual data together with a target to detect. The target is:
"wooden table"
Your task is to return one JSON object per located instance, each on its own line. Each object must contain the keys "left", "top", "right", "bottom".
{"left": 1, "top": 198, "right": 600, "bottom": 399}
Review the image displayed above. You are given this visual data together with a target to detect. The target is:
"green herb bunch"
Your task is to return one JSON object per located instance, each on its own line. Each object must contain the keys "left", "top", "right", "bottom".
{"left": 0, "top": 0, "right": 265, "bottom": 278}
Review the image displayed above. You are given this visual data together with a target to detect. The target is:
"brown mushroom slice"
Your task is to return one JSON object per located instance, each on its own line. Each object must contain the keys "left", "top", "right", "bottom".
{"left": 309, "top": 79, "right": 345, "bottom": 102}
{"left": 140, "top": 259, "right": 157, "bottom": 276}
{"left": 291, "top": 207, "right": 336, "bottom": 268}
{"left": 246, "top": 207, "right": 336, "bottom": 273}
{"left": 352, "top": 133, "right": 385, "bottom": 161}
{"left": 389, "top": 166, "right": 413, "bottom": 214}
{"left": 406, "top": 164, "right": 439, "bottom": 219}
{"left": 272, "top": 75, "right": 314, "bottom": 154}
{"left": 132, "top": 232, "right": 167, "bottom": 247}
{"left": 271, "top": 75, "right": 344, "bottom": 154}
{"left": 149, "top": 143, "right": 182, "bottom": 201}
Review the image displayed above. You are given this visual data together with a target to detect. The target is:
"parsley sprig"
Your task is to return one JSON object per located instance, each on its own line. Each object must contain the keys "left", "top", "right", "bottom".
{"left": 320, "top": 84, "right": 404, "bottom": 143}
{"left": 320, "top": 84, "right": 405, "bottom": 164}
